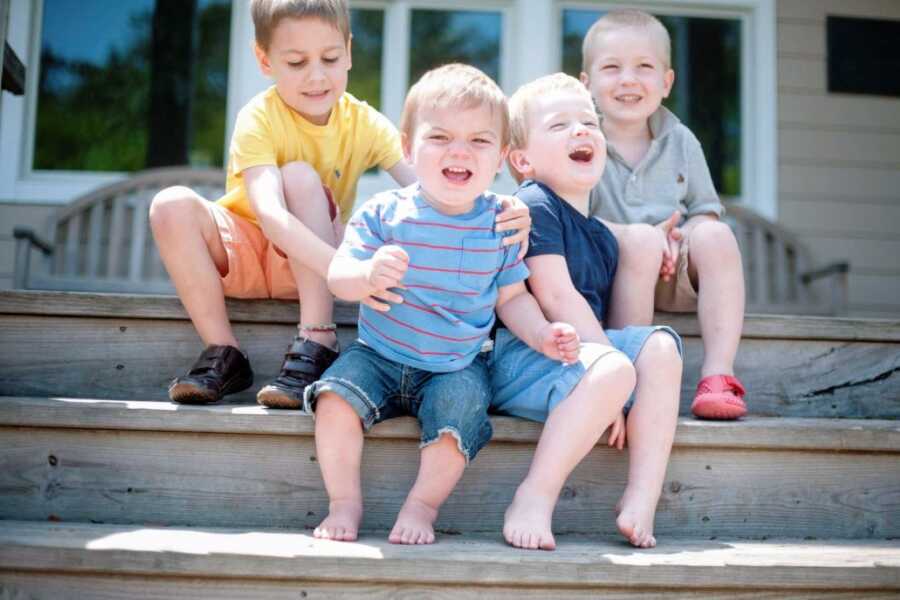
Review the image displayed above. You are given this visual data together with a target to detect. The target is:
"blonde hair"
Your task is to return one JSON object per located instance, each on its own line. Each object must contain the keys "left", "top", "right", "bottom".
{"left": 582, "top": 9, "right": 671, "bottom": 72}
{"left": 508, "top": 72, "right": 593, "bottom": 152}
{"left": 251, "top": 0, "right": 350, "bottom": 50}
{"left": 399, "top": 64, "right": 510, "bottom": 146}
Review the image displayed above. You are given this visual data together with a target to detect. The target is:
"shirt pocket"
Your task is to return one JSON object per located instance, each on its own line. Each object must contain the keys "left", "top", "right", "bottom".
{"left": 458, "top": 237, "right": 502, "bottom": 292}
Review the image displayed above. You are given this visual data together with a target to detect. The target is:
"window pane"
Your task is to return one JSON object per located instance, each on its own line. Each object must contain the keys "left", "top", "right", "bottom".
{"left": 347, "top": 8, "right": 384, "bottom": 109}
{"left": 34, "top": 0, "right": 231, "bottom": 172}
{"left": 562, "top": 10, "right": 741, "bottom": 196}
{"left": 409, "top": 10, "right": 502, "bottom": 85}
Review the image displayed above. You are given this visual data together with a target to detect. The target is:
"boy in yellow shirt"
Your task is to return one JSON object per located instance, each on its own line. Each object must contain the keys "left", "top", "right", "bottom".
{"left": 149, "top": 0, "right": 531, "bottom": 408}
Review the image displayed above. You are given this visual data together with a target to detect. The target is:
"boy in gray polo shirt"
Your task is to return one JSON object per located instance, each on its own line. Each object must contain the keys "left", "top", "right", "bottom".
{"left": 581, "top": 9, "right": 747, "bottom": 420}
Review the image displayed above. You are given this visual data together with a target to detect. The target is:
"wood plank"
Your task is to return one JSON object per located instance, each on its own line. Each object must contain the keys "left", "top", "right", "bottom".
{"left": 778, "top": 56, "right": 824, "bottom": 92}
{"left": 3, "top": 572, "right": 896, "bottom": 600}
{"left": 779, "top": 94, "right": 900, "bottom": 132}
{"left": 106, "top": 194, "right": 127, "bottom": 279}
{"left": 1, "top": 523, "right": 899, "bottom": 588}
{"left": 778, "top": 0, "right": 900, "bottom": 21}
{"left": 776, "top": 22, "right": 823, "bottom": 57}
{"left": 2, "top": 290, "right": 897, "bottom": 341}
{"left": 63, "top": 213, "right": 81, "bottom": 276}
{"left": 780, "top": 128, "right": 900, "bottom": 167}
{"left": 85, "top": 203, "right": 104, "bottom": 278}
{"left": 751, "top": 228, "right": 769, "bottom": 305}
{"left": 779, "top": 163, "right": 900, "bottom": 199}
{"left": 798, "top": 236, "right": 900, "bottom": 272}
{"left": 127, "top": 193, "right": 149, "bottom": 282}
{"left": 2, "top": 397, "right": 897, "bottom": 452}
{"left": 780, "top": 198, "right": 900, "bottom": 238}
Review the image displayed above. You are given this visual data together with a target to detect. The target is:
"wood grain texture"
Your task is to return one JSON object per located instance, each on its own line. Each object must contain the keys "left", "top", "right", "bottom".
{"left": 1, "top": 522, "right": 898, "bottom": 590}
{"left": 2, "top": 313, "right": 897, "bottom": 417}
{"left": 0, "top": 424, "right": 896, "bottom": 538}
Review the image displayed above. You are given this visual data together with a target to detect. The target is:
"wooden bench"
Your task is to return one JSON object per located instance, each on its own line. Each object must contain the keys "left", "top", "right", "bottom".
{"left": 13, "top": 167, "right": 225, "bottom": 294}
{"left": 13, "top": 167, "right": 849, "bottom": 314}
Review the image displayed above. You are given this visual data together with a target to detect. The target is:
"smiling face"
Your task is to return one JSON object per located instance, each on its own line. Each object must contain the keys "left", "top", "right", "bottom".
{"left": 255, "top": 17, "right": 351, "bottom": 125}
{"left": 509, "top": 90, "right": 606, "bottom": 200}
{"left": 403, "top": 102, "right": 507, "bottom": 216}
{"left": 581, "top": 26, "right": 674, "bottom": 129}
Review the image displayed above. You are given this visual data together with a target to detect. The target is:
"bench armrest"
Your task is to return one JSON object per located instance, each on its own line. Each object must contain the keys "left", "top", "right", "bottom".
{"left": 799, "top": 261, "right": 849, "bottom": 284}
{"left": 13, "top": 227, "right": 54, "bottom": 255}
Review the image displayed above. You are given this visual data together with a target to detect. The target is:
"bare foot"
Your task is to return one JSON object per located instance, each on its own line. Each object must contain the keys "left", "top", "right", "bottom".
{"left": 389, "top": 498, "right": 438, "bottom": 544}
{"left": 502, "top": 483, "right": 557, "bottom": 550}
{"left": 615, "top": 490, "right": 658, "bottom": 548}
{"left": 314, "top": 499, "right": 363, "bottom": 541}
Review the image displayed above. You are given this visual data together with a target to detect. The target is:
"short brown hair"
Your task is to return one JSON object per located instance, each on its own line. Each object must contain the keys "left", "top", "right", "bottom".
{"left": 251, "top": 0, "right": 350, "bottom": 50}
{"left": 582, "top": 9, "right": 671, "bottom": 72}
{"left": 399, "top": 64, "right": 509, "bottom": 147}
{"left": 508, "top": 72, "right": 593, "bottom": 151}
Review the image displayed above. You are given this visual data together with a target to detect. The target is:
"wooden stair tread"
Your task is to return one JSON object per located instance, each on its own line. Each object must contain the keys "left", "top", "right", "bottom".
{"left": 3, "top": 289, "right": 900, "bottom": 341}
{"left": 1, "top": 521, "right": 898, "bottom": 590}
{"left": 2, "top": 396, "right": 899, "bottom": 451}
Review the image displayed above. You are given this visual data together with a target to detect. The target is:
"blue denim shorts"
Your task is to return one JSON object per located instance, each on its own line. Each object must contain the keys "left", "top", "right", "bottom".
{"left": 488, "top": 326, "right": 682, "bottom": 423}
{"left": 304, "top": 341, "right": 493, "bottom": 463}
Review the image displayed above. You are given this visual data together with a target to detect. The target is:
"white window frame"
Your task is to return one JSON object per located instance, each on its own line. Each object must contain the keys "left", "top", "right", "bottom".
{"left": 2, "top": 0, "right": 775, "bottom": 218}
{"left": 556, "top": 0, "right": 777, "bottom": 217}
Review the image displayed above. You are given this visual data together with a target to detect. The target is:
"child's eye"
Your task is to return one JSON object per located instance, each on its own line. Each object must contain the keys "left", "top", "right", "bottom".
{"left": 288, "top": 61, "right": 306, "bottom": 68}
{"left": 473, "top": 137, "right": 492, "bottom": 145}
{"left": 583, "top": 121, "right": 599, "bottom": 128}
{"left": 429, "top": 134, "right": 448, "bottom": 141}
{"left": 323, "top": 56, "right": 339, "bottom": 64}
{"left": 549, "top": 122, "right": 566, "bottom": 130}
{"left": 640, "top": 63, "right": 655, "bottom": 69}
{"left": 601, "top": 64, "right": 619, "bottom": 71}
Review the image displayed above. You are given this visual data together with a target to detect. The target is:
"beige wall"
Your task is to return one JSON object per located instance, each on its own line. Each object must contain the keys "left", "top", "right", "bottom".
{"left": 777, "top": 0, "right": 900, "bottom": 316}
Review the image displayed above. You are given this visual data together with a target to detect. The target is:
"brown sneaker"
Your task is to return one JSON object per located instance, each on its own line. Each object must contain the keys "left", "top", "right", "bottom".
{"left": 168, "top": 345, "right": 254, "bottom": 404}
{"left": 257, "top": 336, "right": 339, "bottom": 409}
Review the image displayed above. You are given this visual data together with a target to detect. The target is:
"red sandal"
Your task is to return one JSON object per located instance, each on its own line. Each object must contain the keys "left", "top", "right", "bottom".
{"left": 691, "top": 375, "right": 747, "bottom": 420}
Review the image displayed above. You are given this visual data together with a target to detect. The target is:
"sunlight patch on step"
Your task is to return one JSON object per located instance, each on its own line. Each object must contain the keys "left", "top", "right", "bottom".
{"left": 86, "top": 528, "right": 385, "bottom": 559}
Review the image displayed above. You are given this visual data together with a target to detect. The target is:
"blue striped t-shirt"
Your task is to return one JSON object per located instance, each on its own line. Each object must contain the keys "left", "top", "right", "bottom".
{"left": 338, "top": 184, "right": 530, "bottom": 372}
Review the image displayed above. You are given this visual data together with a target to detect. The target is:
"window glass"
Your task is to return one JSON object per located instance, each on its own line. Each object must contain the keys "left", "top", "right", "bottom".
{"left": 33, "top": 0, "right": 231, "bottom": 172}
{"left": 347, "top": 8, "right": 384, "bottom": 108}
{"left": 562, "top": 9, "right": 741, "bottom": 196}
{"left": 409, "top": 10, "right": 502, "bottom": 85}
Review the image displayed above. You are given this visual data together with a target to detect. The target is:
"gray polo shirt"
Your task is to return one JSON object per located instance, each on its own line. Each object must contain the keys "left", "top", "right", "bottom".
{"left": 589, "top": 106, "right": 724, "bottom": 225}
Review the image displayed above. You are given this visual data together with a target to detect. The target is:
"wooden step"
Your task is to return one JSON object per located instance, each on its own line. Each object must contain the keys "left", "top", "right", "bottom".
{"left": 2, "top": 290, "right": 899, "bottom": 418}
{"left": 1, "top": 521, "right": 898, "bottom": 599}
{"left": 1, "top": 397, "right": 898, "bottom": 539}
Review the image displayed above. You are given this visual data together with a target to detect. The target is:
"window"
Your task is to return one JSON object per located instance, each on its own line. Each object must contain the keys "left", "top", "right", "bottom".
{"left": 347, "top": 8, "right": 384, "bottom": 109}
{"left": 562, "top": 9, "right": 742, "bottom": 197}
{"left": 409, "top": 10, "right": 502, "bottom": 85}
{"left": 33, "top": 0, "right": 231, "bottom": 172}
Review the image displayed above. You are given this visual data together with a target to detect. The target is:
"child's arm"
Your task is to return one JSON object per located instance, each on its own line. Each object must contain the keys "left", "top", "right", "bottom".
{"left": 386, "top": 161, "right": 417, "bottom": 187}
{"left": 243, "top": 165, "right": 335, "bottom": 277}
{"left": 496, "top": 196, "right": 532, "bottom": 260}
{"left": 525, "top": 254, "right": 612, "bottom": 345}
{"left": 495, "top": 282, "right": 579, "bottom": 364}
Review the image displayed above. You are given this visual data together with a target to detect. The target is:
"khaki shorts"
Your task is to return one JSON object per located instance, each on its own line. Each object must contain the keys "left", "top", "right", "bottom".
{"left": 654, "top": 235, "right": 698, "bottom": 312}
{"left": 209, "top": 188, "right": 343, "bottom": 300}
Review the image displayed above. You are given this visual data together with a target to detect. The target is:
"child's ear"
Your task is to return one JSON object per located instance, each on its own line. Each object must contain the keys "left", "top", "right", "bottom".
{"left": 496, "top": 145, "right": 510, "bottom": 173}
{"left": 662, "top": 68, "right": 675, "bottom": 98}
{"left": 254, "top": 43, "right": 273, "bottom": 76}
{"left": 401, "top": 132, "right": 412, "bottom": 162}
{"left": 508, "top": 148, "right": 533, "bottom": 178}
{"left": 579, "top": 71, "right": 591, "bottom": 88}
{"left": 346, "top": 34, "right": 353, "bottom": 70}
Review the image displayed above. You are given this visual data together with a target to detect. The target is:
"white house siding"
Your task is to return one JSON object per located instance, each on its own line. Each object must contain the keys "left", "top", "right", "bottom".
{"left": 777, "top": 0, "right": 900, "bottom": 317}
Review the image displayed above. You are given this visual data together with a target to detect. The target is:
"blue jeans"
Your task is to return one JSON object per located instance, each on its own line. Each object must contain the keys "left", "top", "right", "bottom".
{"left": 304, "top": 341, "right": 493, "bottom": 463}
{"left": 488, "top": 325, "right": 683, "bottom": 423}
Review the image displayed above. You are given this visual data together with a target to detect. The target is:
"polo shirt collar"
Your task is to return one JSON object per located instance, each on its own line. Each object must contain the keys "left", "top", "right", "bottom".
{"left": 604, "top": 106, "right": 681, "bottom": 164}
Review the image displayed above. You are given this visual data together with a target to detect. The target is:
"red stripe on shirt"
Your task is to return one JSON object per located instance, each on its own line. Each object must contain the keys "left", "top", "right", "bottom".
{"left": 360, "top": 315, "right": 465, "bottom": 358}
{"left": 404, "top": 284, "right": 479, "bottom": 296}
{"left": 408, "top": 263, "right": 499, "bottom": 276}
{"left": 378, "top": 310, "right": 486, "bottom": 343}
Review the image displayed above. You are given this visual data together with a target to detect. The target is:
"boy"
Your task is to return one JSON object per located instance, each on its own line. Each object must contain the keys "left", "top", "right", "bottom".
{"left": 581, "top": 9, "right": 747, "bottom": 420}
{"left": 149, "top": 0, "right": 529, "bottom": 408}
{"left": 492, "top": 73, "right": 682, "bottom": 550}
{"left": 304, "top": 64, "right": 580, "bottom": 545}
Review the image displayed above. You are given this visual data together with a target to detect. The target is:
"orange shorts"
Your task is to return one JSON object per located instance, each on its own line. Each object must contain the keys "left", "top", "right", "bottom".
{"left": 654, "top": 234, "right": 698, "bottom": 312}
{"left": 209, "top": 188, "right": 343, "bottom": 300}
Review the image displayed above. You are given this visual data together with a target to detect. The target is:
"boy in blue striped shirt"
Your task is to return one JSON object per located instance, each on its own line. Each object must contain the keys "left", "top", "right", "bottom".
{"left": 304, "top": 64, "right": 580, "bottom": 545}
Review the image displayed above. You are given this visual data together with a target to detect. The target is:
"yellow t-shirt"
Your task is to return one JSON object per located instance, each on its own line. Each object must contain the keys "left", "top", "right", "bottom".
{"left": 217, "top": 87, "right": 403, "bottom": 225}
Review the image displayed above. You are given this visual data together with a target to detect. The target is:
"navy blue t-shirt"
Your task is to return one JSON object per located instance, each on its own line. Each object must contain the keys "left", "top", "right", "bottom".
{"left": 518, "top": 180, "right": 619, "bottom": 323}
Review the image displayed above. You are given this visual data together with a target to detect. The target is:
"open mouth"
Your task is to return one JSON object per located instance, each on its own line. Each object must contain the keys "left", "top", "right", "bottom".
{"left": 443, "top": 167, "right": 472, "bottom": 183}
{"left": 568, "top": 147, "right": 594, "bottom": 163}
{"left": 615, "top": 94, "right": 643, "bottom": 104}
{"left": 304, "top": 90, "right": 330, "bottom": 99}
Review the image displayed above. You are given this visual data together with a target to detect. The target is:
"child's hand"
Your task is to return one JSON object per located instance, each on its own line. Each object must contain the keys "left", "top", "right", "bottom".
{"left": 363, "top": 245, "right": 408, "bottom": 311}
{"left": 538, "top": 322, "right": 580, "bottom": 364}
{"left": 655, "top": 211, "right": 682, "bottom": 281}
{"left": 496, "top": 195, "right": 531, "bottom": 260}
{"left": 606, "top": 412, "right": 626, "bottom": 450}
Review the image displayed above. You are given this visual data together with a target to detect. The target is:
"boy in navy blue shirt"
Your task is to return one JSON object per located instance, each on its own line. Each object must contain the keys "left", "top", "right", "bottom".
{"left": 490, "top": 73, "right": 683, "bottom": 550}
